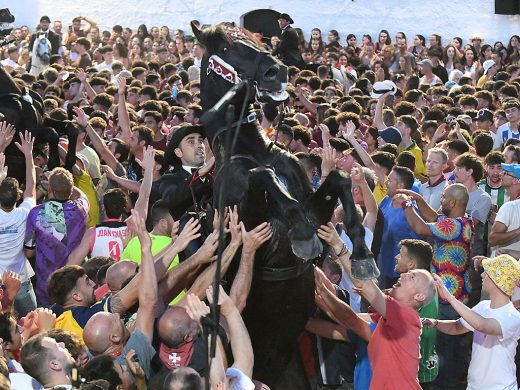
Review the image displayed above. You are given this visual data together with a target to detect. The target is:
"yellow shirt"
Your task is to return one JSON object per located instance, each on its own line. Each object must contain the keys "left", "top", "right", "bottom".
{"left": 373, "top": 182, "right": 387, "bottom": 205}
{"left": 74, "top": 170, "right": 100, "bottom": 228}
{"left": 121, "top": 234, "right": 184, "bottom": 304}
{"left": 399, "top": 142, "right": 428, "bottom": 180}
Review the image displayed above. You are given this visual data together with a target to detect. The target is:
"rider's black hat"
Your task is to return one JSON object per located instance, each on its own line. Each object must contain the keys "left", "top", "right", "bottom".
{"left": 40, "top": 16, "right": 51, "bottom": 23}
{"left": 278, "top": 13, "right": 294, "bottom": 24}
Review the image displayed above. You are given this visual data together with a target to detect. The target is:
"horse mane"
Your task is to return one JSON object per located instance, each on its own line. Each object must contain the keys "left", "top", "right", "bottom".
{"left": 200, "top": 22, "right": 264, "bottom": 54}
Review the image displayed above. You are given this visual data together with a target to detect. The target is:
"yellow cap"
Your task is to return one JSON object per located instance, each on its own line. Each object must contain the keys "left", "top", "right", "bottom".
{"left": 482, "top": 254, "right": 520, "bottom": 296}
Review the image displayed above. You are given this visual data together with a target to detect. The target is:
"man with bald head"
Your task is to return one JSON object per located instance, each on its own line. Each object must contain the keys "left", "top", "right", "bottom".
{"left": 83, "top": 211, "right": 157, "bottom": 382}
{"left": 393, "top": 183, "right": 474, "bottom": 388}
{"left": 105, "top": 260, "right": 139, "bottom": 293}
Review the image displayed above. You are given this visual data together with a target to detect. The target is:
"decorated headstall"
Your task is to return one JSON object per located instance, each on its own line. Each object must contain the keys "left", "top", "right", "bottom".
{"left": 206, "top": 25, "right": 269, "bottom": 86}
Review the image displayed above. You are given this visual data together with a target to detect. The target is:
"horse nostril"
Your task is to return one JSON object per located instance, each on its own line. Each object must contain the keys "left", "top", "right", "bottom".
{"left": 264, "top": 66, "right": 278, "bottom": 80}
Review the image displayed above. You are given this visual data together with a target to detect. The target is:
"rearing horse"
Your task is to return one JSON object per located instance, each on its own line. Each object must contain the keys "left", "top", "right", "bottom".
{"left": 191, "top": 22, "right": 379, "bottom": 389}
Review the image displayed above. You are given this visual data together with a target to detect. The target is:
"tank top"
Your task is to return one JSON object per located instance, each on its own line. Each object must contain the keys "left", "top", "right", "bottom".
{"left": 90, "top": 219, "right": 127, "bottom": 260}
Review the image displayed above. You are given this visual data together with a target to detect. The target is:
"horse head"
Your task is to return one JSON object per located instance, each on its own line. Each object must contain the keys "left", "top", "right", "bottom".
{"left": 36, "top": 34, "right": 52, "bottom": 65}
{"left": 0, "top": 8, "right": 14, "bottom": 37}
{"left": 191, "top": 22, "right": 288, "bottom": 116}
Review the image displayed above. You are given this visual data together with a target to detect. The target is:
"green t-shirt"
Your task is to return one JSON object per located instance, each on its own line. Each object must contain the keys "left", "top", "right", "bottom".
{"left": 121, "top": 233, "right": 184, "bottom": 304}
{"left": 417, "top": 290, "right": 439, "bottom": 383}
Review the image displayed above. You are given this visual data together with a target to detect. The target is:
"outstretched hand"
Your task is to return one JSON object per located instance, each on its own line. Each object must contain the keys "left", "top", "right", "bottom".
{"left": 72, "top": 106, "right": 89, "bottom": 128}
{"left": 433, "top": 273, "right": 453, "bottom": 302}
{"left": 0, "top": 153, "right": 7, "bottom": 184}
{"left": 126, "top": 209, "right": 151, "bottom": 248}
{"left": 174, "top": 217, "right": 201, "bottom": 253}
{"left": 241, "top": 221, "right": 272, "bottom": 254}
{"left": 186, "top": 293, "right": 210, "bottom": 329}
{"left": 0, "top": 121, "right": 15, "bottom": 152}
{"left": 317, "top": 222, "right": 343, "bottom": 253}
{"left": 136, "top": 145, "right": 156, "bottom": 172}
{"left": 15, "top": 130, "right": 34, "bottom": 157}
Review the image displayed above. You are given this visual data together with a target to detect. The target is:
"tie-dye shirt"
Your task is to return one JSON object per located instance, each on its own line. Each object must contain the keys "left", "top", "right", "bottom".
{"left": 427, "top": 216, "right": 474, "bottom": 304}
{"left": 25, "top": 198, "right": 89, "bottom": 307}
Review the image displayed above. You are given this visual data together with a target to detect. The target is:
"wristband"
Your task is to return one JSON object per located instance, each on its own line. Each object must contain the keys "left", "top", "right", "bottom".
{"left": 401, "top": 198, "right": 413, "bottom": 209}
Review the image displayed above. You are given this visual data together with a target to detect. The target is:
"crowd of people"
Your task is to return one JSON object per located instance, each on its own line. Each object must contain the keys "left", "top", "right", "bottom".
{"left": 0, "top": 8, "right": 519, "bottom": 390}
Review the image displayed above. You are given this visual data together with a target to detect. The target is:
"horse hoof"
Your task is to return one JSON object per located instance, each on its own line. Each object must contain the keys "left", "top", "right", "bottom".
{"left": 288, "top": 231, "right": 323, "bottom": 261}
{"left": 351, "top": 256, "right": 380, "bottom": 280}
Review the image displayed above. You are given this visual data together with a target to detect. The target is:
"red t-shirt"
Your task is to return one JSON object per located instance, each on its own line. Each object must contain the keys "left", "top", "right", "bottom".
{"left": 368, "top": 296, "right": 422, "bottom": 389}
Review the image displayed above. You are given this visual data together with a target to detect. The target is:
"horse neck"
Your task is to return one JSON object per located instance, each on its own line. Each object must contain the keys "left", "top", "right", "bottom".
{"left": 0, "top": 64, "right": 22, "bottom": 97}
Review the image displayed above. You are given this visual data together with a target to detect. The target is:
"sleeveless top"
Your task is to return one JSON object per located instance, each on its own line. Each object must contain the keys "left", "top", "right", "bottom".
{"left": 90, "top": 218, "right": 127, "bottom": 260}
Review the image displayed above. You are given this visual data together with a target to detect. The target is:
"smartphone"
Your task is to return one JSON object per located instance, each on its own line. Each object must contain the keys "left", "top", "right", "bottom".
{"left": 68, "top": 25, "right": 73, "bottom": 33}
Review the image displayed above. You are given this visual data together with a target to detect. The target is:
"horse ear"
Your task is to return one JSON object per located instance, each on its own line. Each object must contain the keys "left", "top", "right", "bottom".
{"left": 191, "top": 21, "right": 204, "bottom": 45}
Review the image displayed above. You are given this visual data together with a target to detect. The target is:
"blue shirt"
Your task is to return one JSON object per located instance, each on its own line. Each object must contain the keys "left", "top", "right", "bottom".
{"left": 378, "top": 196, "right": 419, "bottom": 277}
{"left": 347, "top": 322, "right": 377, "bottom": 390}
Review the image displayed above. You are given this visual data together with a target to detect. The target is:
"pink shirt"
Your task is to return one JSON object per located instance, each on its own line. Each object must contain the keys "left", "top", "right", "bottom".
{"left": 368, "top": 296, "right": 422, "bottom": 389}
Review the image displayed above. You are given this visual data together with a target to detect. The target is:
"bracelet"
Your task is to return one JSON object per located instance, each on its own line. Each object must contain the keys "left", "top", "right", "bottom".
{"left": 401, "top": 198, "right": 413, "bottom": 209}
{"left": 335, "top": 243, "right": 349, "bottom": 257}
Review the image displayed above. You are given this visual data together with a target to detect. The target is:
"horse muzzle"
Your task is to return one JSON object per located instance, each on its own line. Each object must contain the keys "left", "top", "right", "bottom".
{"left": 254, "top": 64, "right": 289, "bottom": 105}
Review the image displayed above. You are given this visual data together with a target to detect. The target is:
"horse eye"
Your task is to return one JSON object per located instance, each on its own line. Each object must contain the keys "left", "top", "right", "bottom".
{"left": 222, "top": 47, "right": 228, "bottom": 53}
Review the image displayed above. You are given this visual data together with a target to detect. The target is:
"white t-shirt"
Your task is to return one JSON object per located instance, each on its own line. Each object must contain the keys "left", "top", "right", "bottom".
{"left": 495, "top": 122, "right": 520, "bottom": 149}
{"left": 0, "top": 198, "right": 36, "bottom": 281}
{"left": 460, "top": 301, "right": 520, "bottom": 390}
{"left": 492, "top": 198, "right": 520, "bottom": 256}
{"left": 339, "top": 227, "right": 374, "bottom": 313}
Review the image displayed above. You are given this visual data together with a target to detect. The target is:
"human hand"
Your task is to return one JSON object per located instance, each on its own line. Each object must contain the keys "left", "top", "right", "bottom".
{"left": 207, "top": 284, "right": 235, "bottom": 317}
{"left": 125, "top": 349, "right": 146, "bottom": 380}
{"left": 350, "top": 163, "right": 366, "bottom": 186}
{"left": 194, "top": 230, "right": 219, "bottom": 264}
{"left": 117, "top": 76, "right": 127, "bottom": 95}
{"left": 72, "top": 106, "right": 89, "bottom": 128}
{"left": 173, "top": 217, "right": 201, "bottom": 253}
{"left": 34, "top": 307, "right": 56, "bottom": 332}
{"left": 136, "top": 145, "right": 155, "bottom": 173}
{"left": 15, "top": 130, "right": 34, "bottom": 157}
{"left": 391, "top": 193, "right": 411, "bottom": 208}
{"left": 317, "top": 222, "right": 343, "bottom": 253}
{"left": 75, "top": 68, "right": 88, "bottom": 83}
{"left": 126, "top": 209, "right": 151, "bottom": 248}
{"left": 473, "top": 256, "right": 488, "bottom": 271}
{"left": 433, "top": 273, "right": 453, "bottom": 302}
{"left": 395, "top": 189, "right": 423, "bottom": 203}
{"left": 229, "top": 205, "right": 242, "bottom": 246}
{"left": 321, "top": 146, "right": 336, "bottom": 178}
{"left": 314, "top": 266, "right": 336, "bottom": 296}
{"left": 198, "top": 156, "right": 215, "bottom": 177}
{"left": 100, "top": 165, "right": 117, "bottom": 179}
{"left": 241, "top": 221, "right": 272, "bottom": 254}
{"left": 432, "top": 123, "right": 447, "bottom": 142}
{"left": 0, "top": 121, "right": 15, "bottom": 151}
{"left": 319, "top": 124, "right": 331, "bottom": 145}
{"left": 421, "top": 318, "right": 438, "bottom": 328}
{"left": 2, "top": 271, "right": 21, "bottom": 302}
{"left": 0, "top": 153, "right": 7, "bottom": 184}
{"left": 186, "top": 293, "right": 210, "bottom": 329}
{"left": 212, "top": 208, "right": 230, "bottom": 234}
{"left": 340, "top": 120, "right": 356, "bottom": 140}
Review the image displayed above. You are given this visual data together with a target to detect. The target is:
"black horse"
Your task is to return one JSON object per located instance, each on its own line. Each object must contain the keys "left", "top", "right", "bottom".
{"left": 0, "top": 8, "right": 78, "bottom": 182}
{"left": 191, "top": 22, "right": 379, "bottom": 389}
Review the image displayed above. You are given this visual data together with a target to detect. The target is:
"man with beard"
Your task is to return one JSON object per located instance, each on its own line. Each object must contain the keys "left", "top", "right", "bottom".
{"left": 156, "top": 125, "right": 214, "bottom": 220}
{"left": 28, "top": 16, "right": 60, "bottom": 55}
{"left": 392, "top": 183, "right": 474, "bottom": 389}
{"left": 20, "top": 333, "right": 77, "bottom": 388}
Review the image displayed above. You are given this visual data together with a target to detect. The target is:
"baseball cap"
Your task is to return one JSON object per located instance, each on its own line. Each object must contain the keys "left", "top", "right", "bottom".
{"left": 483, "top": 59, "right": 495, "bottom": 75}
{"left": 501, "top": 163, "right": 520, "bottom": 179}
{"left": 476, "top": 108, "right": 493, "bottom": 122}
{"left": 417, "top": 59, "right": 433, "bottom": 68}
{"left": 378, "top": 126, "right": 402, "bottom": 146}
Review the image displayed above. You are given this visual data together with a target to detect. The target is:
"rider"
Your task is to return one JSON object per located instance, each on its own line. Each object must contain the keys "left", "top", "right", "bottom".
{"left": 28, "top": 16, "right": 60, "bottom": 55}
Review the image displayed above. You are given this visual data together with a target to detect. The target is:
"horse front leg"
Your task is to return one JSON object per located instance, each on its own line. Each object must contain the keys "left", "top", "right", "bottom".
{"left": 306, "top": 169, "right": 379, "bottom": 280}
{"left": 246, "top": 166, "right": 322, "bottom": 261}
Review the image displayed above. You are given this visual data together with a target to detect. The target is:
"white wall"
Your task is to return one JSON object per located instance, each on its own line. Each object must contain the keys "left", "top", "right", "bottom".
{"left": 3, "top": 0, "right": 520, "bottom": 45}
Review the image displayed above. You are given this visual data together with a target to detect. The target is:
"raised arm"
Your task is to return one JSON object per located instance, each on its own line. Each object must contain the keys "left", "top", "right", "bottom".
{"left": 373, "top": 92, "right": 389, "bottom": 130}
{"left": 73, "top": 107, "right": 119, "bottom": 171}
{"left": 75, "top": 68, "right": 97, "bottom": 100}
{"left": 15, "top": 131, "right": 36, "bottom": 199}
{"left": 432, "top": 274, "right": 498, "bottom": 335}
{"left": 133, "top": 145, "right": 155, "bottom": 219}
{"left": 341, "top": 121, "right": 377, "bottom": 171}
{"left": 305, "top": 318, "right": 349, "bottom": 342}
{"left": 391, "top": 193, "right": 432, "bottom": 236}
{"left": 351, "top": 163, "right": 378, "bottom": 231}
{"left": 0, "top": 122, "right": 15, "bottom": 155}
{"left": 294, "top": 85, "right": 318, "bottom": 116}
{"left": 116, "top": 77, "right": 132, "bottom": 144}
{"left": 67, "top": 228, "right": 93, "bottom": 266}
{"left": 130, "top": 210, "right": 157, "bottom": 342}
{"left": 230, "top": 221, "right": 272, "bottom": 313}
{"left": 317, "top": 222, "right": 387, "bottom": 317}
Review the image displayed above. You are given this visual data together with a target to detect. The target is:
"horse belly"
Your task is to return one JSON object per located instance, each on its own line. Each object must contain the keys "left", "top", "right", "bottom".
{"left": 242, "top": 265, "right": 314, "bottom": 389}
